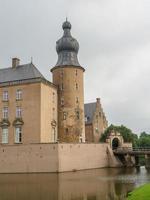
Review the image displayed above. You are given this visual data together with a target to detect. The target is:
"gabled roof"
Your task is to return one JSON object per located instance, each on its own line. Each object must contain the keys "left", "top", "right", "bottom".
{"left": 0, "top": 63, "right": 45, "bottom": 83}
{"left": 84, "top": 102, "right": 96, "bottom": 124}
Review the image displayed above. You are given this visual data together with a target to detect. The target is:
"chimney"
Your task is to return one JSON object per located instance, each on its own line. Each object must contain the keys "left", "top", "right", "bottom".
{"left": 12, "top": 58, "right": 20, "bottom": 68}
{"left": 96, "top": 98, "right": 100, "bottom": 104}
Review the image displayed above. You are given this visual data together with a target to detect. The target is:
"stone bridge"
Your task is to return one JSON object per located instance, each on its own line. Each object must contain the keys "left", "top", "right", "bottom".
{"left": 113, "top": 147, "right": 150, "bottom": 168}
{"left": 106, "top": 131, "right": 150, "bottom": 168}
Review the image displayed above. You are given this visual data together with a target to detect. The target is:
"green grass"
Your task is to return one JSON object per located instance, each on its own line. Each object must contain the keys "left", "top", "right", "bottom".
{"left": 127, "top": 184, "right": 150, "bottom": 200}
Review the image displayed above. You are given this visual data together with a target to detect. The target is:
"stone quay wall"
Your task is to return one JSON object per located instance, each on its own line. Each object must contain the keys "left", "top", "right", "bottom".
{"left": 0, "top": 143, "right": 110, "bottom": 173}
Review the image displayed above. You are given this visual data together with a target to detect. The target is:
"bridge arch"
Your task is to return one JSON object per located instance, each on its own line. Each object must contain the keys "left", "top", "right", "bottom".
{"left": 106, "top": 131, "right": 124, "bottom": 150}
{"left": 112, "top": 137, "right": 120, "bottom": 150}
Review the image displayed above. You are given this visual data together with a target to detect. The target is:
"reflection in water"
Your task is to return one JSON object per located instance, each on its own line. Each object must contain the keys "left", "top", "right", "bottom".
{"left": 0, "top": 167, "right": 149, "bottom": 200}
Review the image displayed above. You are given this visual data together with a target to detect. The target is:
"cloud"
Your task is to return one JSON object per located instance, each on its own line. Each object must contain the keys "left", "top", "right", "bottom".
{"left": 0, "top": 0, "right": 150, "bottom": 133}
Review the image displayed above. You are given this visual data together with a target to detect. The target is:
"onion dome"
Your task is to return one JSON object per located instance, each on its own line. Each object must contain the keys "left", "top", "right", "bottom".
{"left": 55, "top": 19, "right": 81, "bottom": 67}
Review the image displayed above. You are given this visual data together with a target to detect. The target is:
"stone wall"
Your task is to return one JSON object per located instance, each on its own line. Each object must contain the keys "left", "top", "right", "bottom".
{"left": 58, "top": 143, "right": 109, "bottom": 172}
{"left": 0, "top": 144, "right": 59, "bottom": 173}
{"left": 0, "top": 143, "right": 110, "bottom": 173}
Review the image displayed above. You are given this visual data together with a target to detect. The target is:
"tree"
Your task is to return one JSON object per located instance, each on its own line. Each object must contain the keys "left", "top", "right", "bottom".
{"left": 137, "top": 132, "right": 150, "bottom": 147}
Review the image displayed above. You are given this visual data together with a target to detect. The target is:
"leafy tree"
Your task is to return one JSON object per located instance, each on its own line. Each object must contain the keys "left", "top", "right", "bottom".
{"left": 137, "top": 132, "right": 150, "bottom": 147}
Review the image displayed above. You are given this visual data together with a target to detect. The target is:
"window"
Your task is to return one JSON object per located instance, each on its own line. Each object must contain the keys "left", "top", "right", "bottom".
{"left": 16, "top": 89, "right": 22, "bottom": 100}
{"left": 60, "top": 69, "right": 64, "bottom": 78}
{"left": 3, "top": 91, "right": 8, "bottom": 101}
{"left": 76, "top": 111, "right": 80, "bottom": 120}
{"left": 85, "top": 116, "right": 88, "bottom": 122}
{"left": 63, "top": 112, "right": 67, "bottom": 120}
{"left": 65, "top": 128, "right": 69, "bottom": 134}
{"left": 52, "top": 127, "right": 56, "bottom": 142}
{"left": 15, "top": 127, "right": 22, "bottom": 143}
{"left": 76, "top": 83, "right": 78, "bottom": 90}
{"left": 16, "top": 107, "right": 22, "bottom": 118}
{"left": 60, "top": 83, "right": 64, "bottom": 91}
{"left": 76, "top": 97, "right": 79, "bottom": 104}
{"left": 61, "top": 97, "right": 64, "bottom": 106}
{"left": 99, "top": 112, "right": 101, "bottom": 117}
{"left": 52, "top": 108, "right": 55, "bottom": 119}
{"left": 2, "top": 107, "right": 8, "bottom": 119}
{"left": 52, "top": 92, "right": 55, "bottom": 103}
{"left": 2, "top": 128, "right": 8, "bottom": 144}
{"left": 75, "top": 69, "right": 78, "bottom": 76}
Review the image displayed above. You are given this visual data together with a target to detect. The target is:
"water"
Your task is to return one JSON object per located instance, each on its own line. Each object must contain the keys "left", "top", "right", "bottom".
{"left": 0, "top": 167, "right": 150, "bottom": 200}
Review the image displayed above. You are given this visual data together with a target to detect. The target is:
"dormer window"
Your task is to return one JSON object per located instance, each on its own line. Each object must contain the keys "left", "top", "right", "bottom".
{"left": 85, "top": 116, "right": 88, "bottom": 122}
{"left": 85, "top": 116, "right": 90, "bottom": 122}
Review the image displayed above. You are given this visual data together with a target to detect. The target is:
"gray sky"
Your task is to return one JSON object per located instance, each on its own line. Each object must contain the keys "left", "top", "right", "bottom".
{"left": 0, "top": 0, "right": 150, "bottom": 134}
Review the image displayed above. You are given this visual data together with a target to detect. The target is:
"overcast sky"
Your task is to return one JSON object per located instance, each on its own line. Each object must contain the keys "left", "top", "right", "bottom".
{"left": 0, "top": 0, "right": 150, "bottom": 134}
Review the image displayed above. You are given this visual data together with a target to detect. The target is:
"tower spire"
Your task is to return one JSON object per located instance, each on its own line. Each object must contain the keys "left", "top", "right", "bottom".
{"left": 51, "top": 20, "right": 85, "bottom": 143}
{"left": 54, "top": 20, "right": 81, "bottom": 67}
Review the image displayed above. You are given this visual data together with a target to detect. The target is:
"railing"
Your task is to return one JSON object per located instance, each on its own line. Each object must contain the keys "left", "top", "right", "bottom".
{"left": 132, "top": 147, "right": 150, "bottom": 151}
{"left": 113, "top": 147, "right": 150, "bottom": 154}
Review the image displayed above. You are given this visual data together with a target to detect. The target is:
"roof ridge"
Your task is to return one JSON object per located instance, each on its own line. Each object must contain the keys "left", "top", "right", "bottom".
{"left": 0, "top": 62, "right": 45, "bottom": 83}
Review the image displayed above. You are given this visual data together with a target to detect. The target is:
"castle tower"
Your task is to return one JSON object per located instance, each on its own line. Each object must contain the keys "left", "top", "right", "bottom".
{"left": 51, "top": 20, "right": 85, "bottom": 143}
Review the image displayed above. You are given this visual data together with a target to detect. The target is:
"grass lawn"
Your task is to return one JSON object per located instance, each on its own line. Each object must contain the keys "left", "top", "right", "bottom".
{"left": 127, "top": 184, "right": 150, "bottom": 200}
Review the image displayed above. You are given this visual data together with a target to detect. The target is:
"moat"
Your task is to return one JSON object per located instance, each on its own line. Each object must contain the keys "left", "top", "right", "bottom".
{"left": 0, "top": 167, "right": 150, "bottom": 200}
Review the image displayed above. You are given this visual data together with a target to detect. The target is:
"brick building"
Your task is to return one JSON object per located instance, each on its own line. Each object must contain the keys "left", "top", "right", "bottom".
{"left": 85, "top": 98, "right": 108, "bottom": 143}
{"left": 0, "top": 20, "right": 108, "bottom": 144}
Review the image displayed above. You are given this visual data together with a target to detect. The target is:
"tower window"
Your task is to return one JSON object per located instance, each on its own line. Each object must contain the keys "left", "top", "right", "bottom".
{"left": 3, "top": 107, "right": 8, "bottom": 119}
{"left": 60, "top": 69, "right": 64, "bottom": 78}
{"left": 52, "top": 92, "right": 55, "bottom": 103}
{"left": 76, "top": 83, "right": 78, "bottom": 90}
{"left": 3, "top": 91, "right": 8, "bottom": 101}
{"left": 16, "top": 89, "right": 22, "bottom": 100}
{"left": 15, "top": 127, "right": 22, "bottom": 143}
{"left": 61, "top": 97, "right": 64, "bottom": 106}
{"left": 66, "top": 128, "right": 69, "bottom": 134}
{"left": 2, "top": 128, "right": 8, "bottom": 144}
{"left": 76, "top": 97, "right": 79, "bottom": 104}
{"left": 75, "top": 70, "right": 78, "bottom": 76}
{"left": 60, "top": 83, "right": 64, "bottom": 91}
{"left": 16, "top": 107, "right": 22, "bottom": 118}
{"left": 52, "top": 108, "right": 55, "bottom": 119}
{"left": 63, "top": 112, "right": 67, "bottom": 120}
{"left": 76, "top": 111, "right": 80, "bottom": 120}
